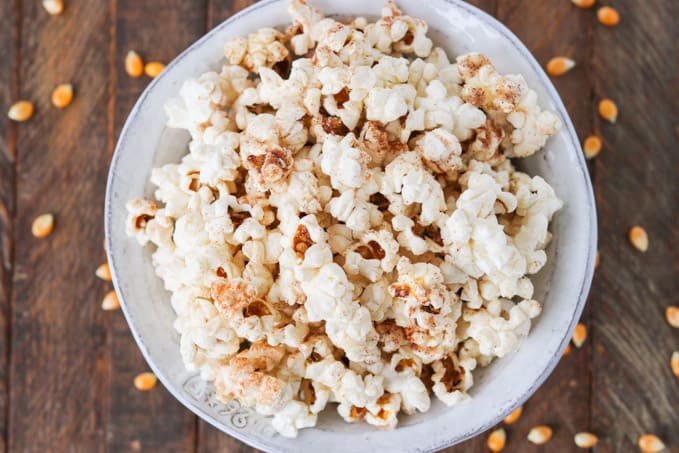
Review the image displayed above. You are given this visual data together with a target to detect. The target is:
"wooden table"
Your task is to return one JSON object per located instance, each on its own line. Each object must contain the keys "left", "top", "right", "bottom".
{"left": 0, "top": 0, "right": 677, "bottom": 451}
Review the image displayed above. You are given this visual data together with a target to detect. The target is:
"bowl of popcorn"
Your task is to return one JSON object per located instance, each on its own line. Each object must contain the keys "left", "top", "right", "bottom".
{"left": 105, "top": 0, "right": 597, "bottom": 451}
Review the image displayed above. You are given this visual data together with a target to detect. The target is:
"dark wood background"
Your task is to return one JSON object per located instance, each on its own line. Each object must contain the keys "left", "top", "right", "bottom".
{"left": 0, "top": 0, "right": 677, "bottom": 451}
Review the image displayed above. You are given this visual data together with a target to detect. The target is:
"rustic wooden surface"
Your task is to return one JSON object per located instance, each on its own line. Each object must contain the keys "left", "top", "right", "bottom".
{"left": 0, "top": 0, "right": 677, "bottom": 451}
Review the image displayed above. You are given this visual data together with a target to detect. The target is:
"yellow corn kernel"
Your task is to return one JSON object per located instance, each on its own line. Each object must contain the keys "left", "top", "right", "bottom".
{"left": 583, "top": 135, "right": 602, "bottom": 159}
{"left": 563, "top": 343, "right": 572, "bottom": 356}
{"left": 574, "top": 432, "right": 598, "bottom": 448}
{"left": 598, "top": 98, "right": 618, "bottom": 123}
{"left": 95, "top": 263, "right": 112, "bottom": 281}
{"left": 571, "top": 0, "right": 596, "bottom": 8}
{"left": 144, "top": 62, "right": 165, "bottom": 78}
{"left": 51, "top": 83, "right": 74, "bottom": 108}
{"left": 31, "top": 213, "right": 54, "bottom": 238}
{"left": 8, "top": 100, "right": 34, "bottom": 122}
{"left": 573, "top": 323, "right": 587, "bottom": 348}
{"left": 487, "top": 428, "right": 506, "bottom": 452}
{"left": 638, "top": 434, "right": 665, "bottom": 453}
{"left": 547, "top": 57, "right": 575, "bottom": 77}
{"left": 42, "top": 0, "right": 64, "bottom": 15}
{"left": 134, "top": 372, "right": 157, "bottom": 391}
{"left": 598, "top": 6, "right": 620, "bottom": 26}
{"left": 125, "top": 50, "right": 144, "bottom": 78}
{"left": 503, "top": 405, "right": 522, "bottom": 424}
{"left": 671, "top": 351, "right": 679, "bottom": 378}
{"left": 102, "top": 290, "right": 120, "bottom": 311}
{"left": 628, "top": 226, "right": 648, "bottom": 252}
{"left": 666, "top": 306, "right": 679, "bottom": 328}
{"left": 527, "top": 426, "right": 553, "bottom": 445}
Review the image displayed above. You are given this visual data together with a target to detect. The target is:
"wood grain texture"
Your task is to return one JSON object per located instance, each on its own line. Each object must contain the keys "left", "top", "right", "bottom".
{"left": 7, "top": 0, "right": 111, "bottom": 450}
{"left": 0, "top": 1, "right": 19, "bottom": 450}
{"left": 106, "top": 1, "right": 208, "bottom": 452}
{"left": 590, "top": 1, "right": 679, "bottom": 452}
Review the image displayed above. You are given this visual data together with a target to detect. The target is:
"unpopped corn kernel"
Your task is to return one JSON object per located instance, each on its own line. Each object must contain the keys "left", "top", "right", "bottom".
{"left": 637, "top": 434, "right": 665, "bottom": 453}
{"left": 628, "top": 226, "right": 648, "bottom": 252}
{"left": 51, "top": 83, "right": 74, "bottom": 108}
{"left": 574, "top": 432, "right": 598, "bottom": 448}
{"left": 102, "top": 290, "right": 120, "bottom": 310}
{"left": 8, "top": 101, "right": 34, "bottom": 122}
{"left": 134, "top": 372, "right": 158, "bottom": 391}
{"left": 31, "top": 213, "right": 54, "bottom": 238}
{"left": 503, "top": 405, "right": 522, "bottom": 424}
{"left": 597, "top": 6, "right": 620, "bottom": 27}
{"left": 527, "top": 425, "right": 553, "bottom": 445}
{"left": 125, "top": 51, "right": 144, "bottom": 77}
{"left": 546, "top": 57, "right": 575, "bottom": 77}
{"left": 487, "top": 427, "right": 506, "bottom": 452}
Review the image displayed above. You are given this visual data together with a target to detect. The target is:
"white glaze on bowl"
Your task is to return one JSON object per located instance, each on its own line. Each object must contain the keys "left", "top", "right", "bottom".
{"left": 105, "top": 1, "right": 598, "bottom": 451}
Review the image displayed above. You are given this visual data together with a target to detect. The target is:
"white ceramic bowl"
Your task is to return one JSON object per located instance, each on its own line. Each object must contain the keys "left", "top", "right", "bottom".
{"left": 105, "top": 0, "right": 597, "bottom": 451}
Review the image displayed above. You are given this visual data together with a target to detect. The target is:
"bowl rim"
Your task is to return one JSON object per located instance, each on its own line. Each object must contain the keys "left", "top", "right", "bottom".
{"left": 105, "top": 0, "right": 598, "bottom": 451}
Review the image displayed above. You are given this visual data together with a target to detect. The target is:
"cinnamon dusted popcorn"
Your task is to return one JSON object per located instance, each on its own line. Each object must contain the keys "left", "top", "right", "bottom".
{"left": 126, "top": 0, "right": 562, "bottom": 437}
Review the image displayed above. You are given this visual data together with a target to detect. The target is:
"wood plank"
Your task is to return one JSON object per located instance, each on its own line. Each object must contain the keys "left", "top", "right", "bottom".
{"left": 208, "top": 0, "right": 260, "bottom": 29}
{"left": 7, "top": 1, "right": 111, "bottom": 450}
{"left": 0, "top": 1, "right": 19, "bottom": 451}
{"left": 590, "top": 0, "right": 679, "bottom": 451}
{"left": 106, "top": 0, "right": 208, "bottom": 452}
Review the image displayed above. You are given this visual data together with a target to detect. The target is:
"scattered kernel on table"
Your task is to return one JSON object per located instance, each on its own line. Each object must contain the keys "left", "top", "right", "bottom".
{"left": 638, "top": 434, "right": 666, "bottom": 453}
{"left": 598, "top": 6, "right": 620, "bottom": 26}
{"left": 95, "top": 263, "right": 112, "bottom": 281}
{"left": 144, "top": 62, "right": 165, "bottom": 78}
{"left": 572, "top": 323, "right": 587, "bottom": 348}
{"left": 125, "top": 50, "right": 144, "bottom": 77}
{"left": 134, "top": 372, "right": 157, "bottom": 391}
{"left": 563, "top": 343, "right": 572, "bottom": 356}
{"left": 503, "top": 405, "right": 522, "bottom": 424}
{"left": 101, "top": 290, "right": 120, "bottom": 311}
{"left": 546, "top": 57, "right": 575, "bottom": 77}
{"left": 486, "top": 427, "right": 506, "bottom": 452}
{"left": 628, "top": 226, "right": 648, "bottom": 252}
{"left": 571, "top": 0, "right": 596, "bottom": 8}
{"left": 51, "top": 83, "right": 74, "bottom": 108}
{"left": 598, "top": 98, "right": 618, "bottom": 123}
{"left": 7, "top": 100, "right": 34, "bottom": 122}
{"left": 574, "top": 432, "right": 599, "bottom": 448}
{"left": 666, "top": 306, "right": 679, "bottom": 328}
{"left": 671, "top": 351, "right": 679, "bottom": 378}
{"left": 31, "top": 213, "right": 54, "bottom": 238}
{"left": 583, "top": 135, "right": 602, "bottom": 159}
{"left": 527, "top": 425, "right": 553, "bottom": 445}
{"left": 42, "top": 0, "right": 64, "bottom": 15}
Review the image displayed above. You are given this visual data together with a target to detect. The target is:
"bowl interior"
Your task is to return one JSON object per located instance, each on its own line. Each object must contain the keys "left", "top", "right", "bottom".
{"left": 105, "top": 0, "right": 597, "bottom": 451}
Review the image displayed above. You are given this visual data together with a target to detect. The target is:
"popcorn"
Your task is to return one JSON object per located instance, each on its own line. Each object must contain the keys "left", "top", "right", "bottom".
{"left": 224, "top": 28, "right": 289, "bottom": 72}
{"left": 127, "top": 0, "right": 562, "bottom": 438}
